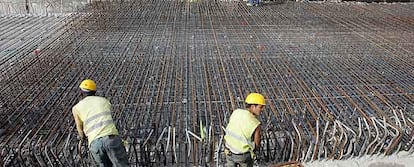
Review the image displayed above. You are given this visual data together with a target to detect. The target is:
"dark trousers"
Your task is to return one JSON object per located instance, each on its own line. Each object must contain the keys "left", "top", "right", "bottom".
{"left": 225, "top": 152, "right": 253, "bottom": 167}
{"left": 89, "top": 135, "right": 129, "bottom": 167}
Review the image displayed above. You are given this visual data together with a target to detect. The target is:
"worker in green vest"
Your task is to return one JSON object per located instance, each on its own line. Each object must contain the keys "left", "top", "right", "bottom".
{"left": 224, "top": 93, "right": 265, "bottom": 167}
{"left": 72, "top": 79, "right": 129, "bottom": 167}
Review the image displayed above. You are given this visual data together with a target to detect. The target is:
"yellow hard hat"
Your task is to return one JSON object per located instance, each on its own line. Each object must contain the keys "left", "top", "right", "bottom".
{"left": 79, "top": 79, "right": 96, "bottom": 91}
{"left": 245, "top": 93, "right": 265, "bottom": 105}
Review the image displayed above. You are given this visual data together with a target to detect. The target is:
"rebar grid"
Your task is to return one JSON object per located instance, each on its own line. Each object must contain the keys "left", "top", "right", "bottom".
{"left": 1, "top": 0, "right": 414, "bottom": 166}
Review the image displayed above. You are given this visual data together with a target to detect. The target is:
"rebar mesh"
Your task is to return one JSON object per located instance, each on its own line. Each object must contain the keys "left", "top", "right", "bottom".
{"left": 1, "top": 0, "right": 413, "bottom": 166}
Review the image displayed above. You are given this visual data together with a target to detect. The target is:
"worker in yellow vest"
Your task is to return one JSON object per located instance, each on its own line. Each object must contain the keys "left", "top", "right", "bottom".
{"left": 224, "top": 93, "right": 265, "bottom": 167}
{"left": 72, "top": 79, "right": 129, "bottom": 166}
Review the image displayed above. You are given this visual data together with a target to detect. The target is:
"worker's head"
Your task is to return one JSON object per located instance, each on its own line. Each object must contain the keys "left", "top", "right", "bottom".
{"left": 245, "top": 93, "right": 265, "bottom": 116}
{"left": 79, "top": 79, "right": 96, "bottom": 96}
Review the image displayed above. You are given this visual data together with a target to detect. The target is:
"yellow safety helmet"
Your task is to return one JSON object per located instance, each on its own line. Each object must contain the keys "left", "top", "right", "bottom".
{"left": 245, "top": 93, "right": 265, "bottom": 105}
{"left": 79, "top": 79, "right": 96, "bottom": 92}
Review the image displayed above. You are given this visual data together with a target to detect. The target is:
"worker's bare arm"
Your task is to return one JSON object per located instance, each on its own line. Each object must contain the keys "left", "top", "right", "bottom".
{"left": 254, "top": 125, "right": 261, "bottom": 152}
{"left": 72, "top": 109, "right": 85, "bottom": 139}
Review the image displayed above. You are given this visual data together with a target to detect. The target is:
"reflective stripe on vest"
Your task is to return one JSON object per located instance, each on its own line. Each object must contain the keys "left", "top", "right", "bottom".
{"left": 224, "top": 128, "right": 255, "bottom": 154}
{"left": 84, "top": 112, "right": 111, "bottom": 125}
{"left": 85, "top": 120, "right": 113, "bottom": 135}
{"left": 84, "top": 111, "right": 113, "bottom": 136}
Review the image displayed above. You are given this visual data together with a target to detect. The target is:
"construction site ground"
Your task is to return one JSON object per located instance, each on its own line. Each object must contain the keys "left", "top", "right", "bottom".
{"left": 0, "top": 0, "right": 413, "bottom": 166}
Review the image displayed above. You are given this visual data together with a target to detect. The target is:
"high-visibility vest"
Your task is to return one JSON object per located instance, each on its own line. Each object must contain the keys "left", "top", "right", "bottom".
{"left": 73, "top": 96, "right": 118, "bottom": 145}
{"left": 224, "top": 109, "right": 260, "bottom": 155}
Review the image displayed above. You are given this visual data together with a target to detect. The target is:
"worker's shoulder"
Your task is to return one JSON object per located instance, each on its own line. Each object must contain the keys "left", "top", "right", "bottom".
{"left": 233, "top": 108, "right": 250, "bottom": 115}
{"left": 84, "top": 95, "right": 108, "bottom": 101}
{"left": 76, "top": 96, "right": 108, "bottom": 105}
{"left": 90, "top": 96, "right": 111, "bottom": 105}
{"left": 231, "top": 109, "right": 249, "bottom": 117}
{"left": 234, "top": 108, "right": 248, "bottom": 112}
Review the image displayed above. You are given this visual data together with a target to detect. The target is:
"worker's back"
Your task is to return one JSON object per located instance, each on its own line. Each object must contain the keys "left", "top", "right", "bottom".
{"left": 73, "top": 96, "right": 118, "bottom": 145}
{"left": 225, "top": 109, "right": 260, "bottom": 153}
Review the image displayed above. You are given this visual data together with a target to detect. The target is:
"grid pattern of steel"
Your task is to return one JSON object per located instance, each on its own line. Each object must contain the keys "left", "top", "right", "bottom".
{"left": 1, "top": 0, "right": 413, "bottom": 166}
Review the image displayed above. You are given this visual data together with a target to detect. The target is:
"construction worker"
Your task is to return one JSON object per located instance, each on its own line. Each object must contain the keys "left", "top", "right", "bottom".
{"left": 224, "top": 93, "right": 265, "bottom": 167}
{"left": 72, "top": 79, "right": 129, "bottom": 167}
